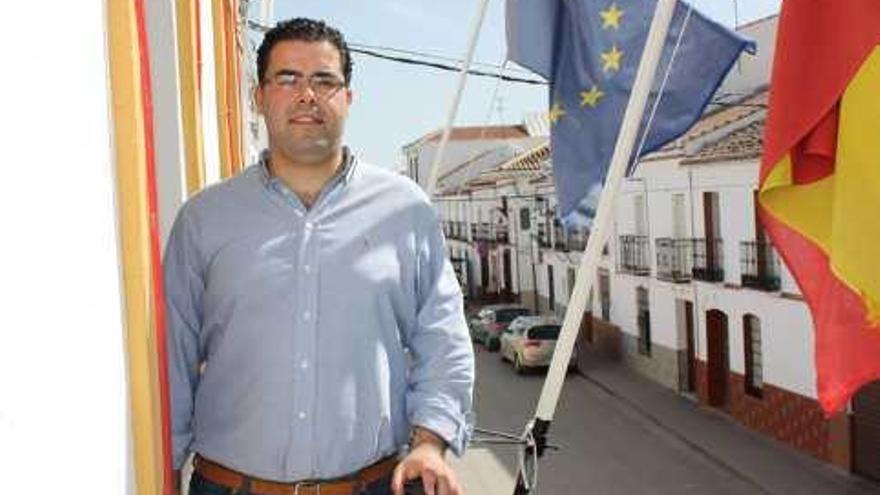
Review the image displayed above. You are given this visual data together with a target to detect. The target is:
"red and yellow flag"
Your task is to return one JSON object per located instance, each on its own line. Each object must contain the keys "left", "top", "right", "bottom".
{"left": 759, "top": 0, "right": 880, "bottom": 414}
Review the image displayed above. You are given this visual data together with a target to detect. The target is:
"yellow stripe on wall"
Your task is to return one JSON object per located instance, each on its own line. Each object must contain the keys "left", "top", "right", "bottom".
{"left": 212, "top": 0, "right": 233, "bottom": 179}
{"left": 107, "top": 1, "right": 164, "bottom": 494}
{"left": 226, "top": 0, "right": 244, "bottom": 174}
{"left": 175, "top": 0, "right": 206, "bottom": 195}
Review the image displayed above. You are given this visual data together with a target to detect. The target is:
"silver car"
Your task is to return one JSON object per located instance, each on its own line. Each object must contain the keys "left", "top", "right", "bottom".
{"left": 499, "top": 316, "right": 578, "bottom": 373}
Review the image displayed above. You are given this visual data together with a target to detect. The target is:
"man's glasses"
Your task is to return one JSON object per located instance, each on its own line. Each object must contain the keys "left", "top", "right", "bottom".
{"left": 267, "top": 72, "right": 346, "bottom": 99}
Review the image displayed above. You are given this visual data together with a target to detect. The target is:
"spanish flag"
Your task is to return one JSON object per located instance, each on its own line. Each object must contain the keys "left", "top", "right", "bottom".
{"left": 759, "top": 1, "right": 880, "bottom": 414}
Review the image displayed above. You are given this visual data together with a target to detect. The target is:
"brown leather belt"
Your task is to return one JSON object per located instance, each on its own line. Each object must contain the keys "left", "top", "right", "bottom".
{"left": 193, "top": 454, "right": 398, "bottom": 495}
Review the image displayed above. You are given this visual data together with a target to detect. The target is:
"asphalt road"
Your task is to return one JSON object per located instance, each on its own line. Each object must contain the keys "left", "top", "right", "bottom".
{"left": 453, "top": 346, "right": 815, "bottom": 495}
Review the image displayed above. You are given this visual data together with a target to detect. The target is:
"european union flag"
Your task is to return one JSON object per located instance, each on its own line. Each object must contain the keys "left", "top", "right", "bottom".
{"left": 507, "top": 0, "right": 755, "bottom": 227}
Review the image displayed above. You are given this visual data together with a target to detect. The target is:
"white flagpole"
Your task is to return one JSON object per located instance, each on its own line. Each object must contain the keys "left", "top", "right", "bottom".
{"left": 425, "top": 0, "right": 491, "bottom": 196}
{"left": 526, "top": 0, "right": 678, "bottom": 463}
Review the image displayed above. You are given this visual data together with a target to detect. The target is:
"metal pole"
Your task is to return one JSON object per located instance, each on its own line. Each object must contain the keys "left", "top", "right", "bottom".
{"left": 425, "top": 0, "right": 491, "bottom": 197}
{"left": 260, "top": 0, "right": 273, "bottom": 26}
{"left": 513, "top": 0, "right": 679, "bottom": 492}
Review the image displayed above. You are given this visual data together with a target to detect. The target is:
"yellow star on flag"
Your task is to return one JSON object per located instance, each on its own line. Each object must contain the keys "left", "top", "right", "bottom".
{"left": 600, "top": 3, "right": 624, "bottom": 30}
{"left": 549, "top": 102, "right": 566, "bottom": 124}
{"left": 580, "top": 86, "right": 605, "bottom": 108}
{"left": 601, "top": 44, "right": 624, "bottom": 73}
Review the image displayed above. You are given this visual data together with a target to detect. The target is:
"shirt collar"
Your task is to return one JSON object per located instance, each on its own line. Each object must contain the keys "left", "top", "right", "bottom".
{"left": 257, "top": 147, "right": 357, "bottom": 188}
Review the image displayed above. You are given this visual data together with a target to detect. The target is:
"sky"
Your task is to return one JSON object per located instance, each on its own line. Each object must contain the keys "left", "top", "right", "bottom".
{"left": 254, "top": 0, "right": 782, "bottom": 170}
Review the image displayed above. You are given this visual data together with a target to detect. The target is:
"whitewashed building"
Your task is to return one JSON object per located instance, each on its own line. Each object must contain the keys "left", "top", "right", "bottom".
{"left": 417, "top": 14, "right": 880, "bottom": 480}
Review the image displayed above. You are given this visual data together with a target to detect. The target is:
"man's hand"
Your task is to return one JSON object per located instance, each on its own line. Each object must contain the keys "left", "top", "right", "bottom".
{"left": 391, "top": 429, "right": 463, "bottom": 495}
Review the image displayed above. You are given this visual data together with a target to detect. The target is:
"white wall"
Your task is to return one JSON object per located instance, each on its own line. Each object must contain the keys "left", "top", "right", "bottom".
{"left": 146, "top": 0, "right": 187, "bottom": 248}
{"left": 0, "top": 2, "right": 129, "bottom": 491}
{"left": 607, "top": 149, "right": 816, "bottom": 399}
{"left": 200, "top": 0, "right": 222, "bottom": 186}
{"left": 693, "top": 285, "right": 816, "bottom": 397}
{"left": 717, "top": 15, "right": 778, "bottom": 98}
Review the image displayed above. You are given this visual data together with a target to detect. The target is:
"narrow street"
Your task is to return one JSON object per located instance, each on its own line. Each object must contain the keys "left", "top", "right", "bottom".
{"left": 452, "top": 346, "right": 880, "bottom": 495}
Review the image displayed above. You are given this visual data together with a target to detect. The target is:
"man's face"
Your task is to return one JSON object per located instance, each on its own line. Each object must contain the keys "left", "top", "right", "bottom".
{"left": 255, "top": 40, "right": 352, "bottom": 165}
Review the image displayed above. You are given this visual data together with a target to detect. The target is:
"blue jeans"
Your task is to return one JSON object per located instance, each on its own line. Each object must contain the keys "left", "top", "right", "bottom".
{"left": 188, "top": 471, "right": 392, "bottom": 495}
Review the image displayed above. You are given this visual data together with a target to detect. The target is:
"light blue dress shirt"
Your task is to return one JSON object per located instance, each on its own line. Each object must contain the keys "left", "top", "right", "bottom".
{"left": 164, "top": 150, "right": 475, "bottom": 481}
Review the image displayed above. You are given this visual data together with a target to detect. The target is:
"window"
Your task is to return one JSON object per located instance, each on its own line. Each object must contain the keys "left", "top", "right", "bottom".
{"left": 599, "top": 269, "right": 610, "bottom": 320}
{"left": 634, "top": 194, "right": 647, "bottom": 236}
{"left": 637, "top": 287, "right": 651, "bottom": 356}
{"left": 520, "top": 207, "right": 531, "bottom": 231}
{"left": 743, "top": 314, "right": 763, "bottom": 398}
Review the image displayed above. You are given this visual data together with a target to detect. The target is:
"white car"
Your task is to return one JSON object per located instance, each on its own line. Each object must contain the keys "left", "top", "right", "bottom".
{"left": 499, "top": 316, "right": 578, "bottom": 374}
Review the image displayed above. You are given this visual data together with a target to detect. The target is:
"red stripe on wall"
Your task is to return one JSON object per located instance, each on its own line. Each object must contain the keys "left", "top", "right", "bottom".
{"left": 133, "top": 0, "right": 174, "bottom": 493}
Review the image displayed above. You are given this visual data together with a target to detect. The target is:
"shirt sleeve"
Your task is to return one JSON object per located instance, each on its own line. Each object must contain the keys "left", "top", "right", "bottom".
{"left": 163, "top": 207, "right": 205, "bottom": 469}
{"left": 405, "top": 209, "right": 475, "bottom": 456}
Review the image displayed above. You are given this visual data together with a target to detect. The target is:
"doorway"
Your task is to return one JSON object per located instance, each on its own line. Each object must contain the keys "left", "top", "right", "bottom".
{"left": 680, "top": 300, "right": 696, "bottom": 394}
{"left": 706, "top": 309, "right": 729, "bottom": 408}
{"left": 853, "top": 380, "right": 880, "bottom": 481}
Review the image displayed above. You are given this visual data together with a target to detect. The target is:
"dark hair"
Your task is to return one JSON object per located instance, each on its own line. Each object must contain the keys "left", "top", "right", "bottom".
{"left": 257, "top": 18, "right": 352, "bottom": 86}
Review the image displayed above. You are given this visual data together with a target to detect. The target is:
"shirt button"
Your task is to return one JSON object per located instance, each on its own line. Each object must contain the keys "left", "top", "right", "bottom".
{"left": 298, "top": 411, "right": 307, "bottom": 420}
{"left": 300, "top": 360, "right": 309, "bottom": 370}
{"left": 305, "top": 221, "right": 314, "bottom": 230}
{"left": 303, "top": 311, "right": 311, "bottom": 321}
{"left": 303, "top": 264, "right": 311, "bottom": 273}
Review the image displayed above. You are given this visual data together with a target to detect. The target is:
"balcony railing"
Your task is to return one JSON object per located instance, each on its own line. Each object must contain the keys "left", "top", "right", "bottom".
{"left": 655, "top": 238, "right": 692, "bottom": 283}
{"left": 554, "top": 226, "right": 568, "bottom": 251}
{"left": 740, "top": 241, "right": 781, "bottom": 291}
{"left": 472, "top": 222, "right": 493, "bottom": 242}
{"left": 445, "top": 221, "right": 466, "bottom": 241}
{"left": 618, "top": 235, "right": 651, "bottom": 275}
{"left": 568, "top": 231, "right": 588, "bottom": 252}
{"left": 496, "top": 224, "right": 509, "bottom": 244}
{"left": 537, "top": 223, "right": 551, "bottom": 248}
{"left": 692, "top": 238, "right": 724, "bottom": 282}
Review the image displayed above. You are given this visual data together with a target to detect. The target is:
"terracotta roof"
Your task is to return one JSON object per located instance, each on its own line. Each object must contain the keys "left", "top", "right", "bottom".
{"left": 498, "top": 142, "right": 550, "bottom": 172}
{"left": 429, "top": 125, "right": 529, "bottom": 142}
{"left": 641, "top": 90, "right": 767, "bottom": 163}
{"left": 681, "top": 119, "right": 764, "bottom": 165}
{"left": 405, "top": 125, "right": 531, "bottom": 149}
{"left": 470, "top": 141, "right": 551, "bottom": 186}
{"left": 677, "top": 92, "right": 766, "bottom": 143}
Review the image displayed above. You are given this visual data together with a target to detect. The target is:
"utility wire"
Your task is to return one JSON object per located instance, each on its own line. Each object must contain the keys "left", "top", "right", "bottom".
{"left": 246, "top": 19, "right": 545, "bottom": 84}
{"left": 245, "top": 19, "right": 766, "bottom": 108}
{"left": 350, "top": 41, "right": 536, "bottom": 76}
{"left": 350, "top": 46, "right": 547, "bottom": 85}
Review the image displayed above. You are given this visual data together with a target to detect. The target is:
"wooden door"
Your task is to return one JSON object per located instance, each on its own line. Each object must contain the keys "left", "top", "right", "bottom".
{"left": 706, "top": 309, "right": 729, "bottom": 408}
{"left": 853, "top": 380, "right": 880, "bottom": 481}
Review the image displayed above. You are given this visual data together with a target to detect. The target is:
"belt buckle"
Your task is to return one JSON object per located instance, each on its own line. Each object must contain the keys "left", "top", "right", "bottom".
{"left": 293, "top": 480, "right": 321, "bottom": 495}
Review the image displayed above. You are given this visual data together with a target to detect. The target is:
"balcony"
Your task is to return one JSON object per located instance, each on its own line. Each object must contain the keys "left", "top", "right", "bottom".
{"left": 692, "top": 238, "right": 724, "bottom": 282}
{"left": 554, "top": 225, "right": 568, "bottom": 251}
{"left": 567, "top": 230, "right": 588, "bottom": 252}
{"left": 537, "top": 223, "right": 551, "bottom": 248}
{"left": 740, "top": 241, "right": 781, "bottom": 291}
{"left": 655, "top": 238, "right": 692, "bottom": 283}
{"left": 496, "top": 224, "right": 509, "bottom": 244}
{"left": 458, "top": 222, "right": 469, "bottom": 241}
{"left": 618, "top": 235, "right": 651, "bottom": 275}
{"left": 445, "top": 221, "right": 465, "bottom": 241}
{"left": 472, "top": 222, "right": 494, "bottom": 242}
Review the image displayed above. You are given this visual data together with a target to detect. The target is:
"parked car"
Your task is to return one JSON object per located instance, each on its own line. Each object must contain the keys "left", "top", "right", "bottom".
{"left": 469, "top": 304, "right": 533, "bottom": 351}
{"left": 499, "top": 316, "right": 578, "bottom": 374}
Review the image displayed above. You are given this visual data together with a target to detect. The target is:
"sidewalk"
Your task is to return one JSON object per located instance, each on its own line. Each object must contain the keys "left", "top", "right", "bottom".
{"left": 560, "top": 355, "right": 877, "bottom": 494}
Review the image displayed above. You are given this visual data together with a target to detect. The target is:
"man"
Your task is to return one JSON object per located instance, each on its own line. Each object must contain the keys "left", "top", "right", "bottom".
{"left": 164, "top": 18, "right": 474, "bottom": 495}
